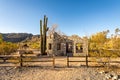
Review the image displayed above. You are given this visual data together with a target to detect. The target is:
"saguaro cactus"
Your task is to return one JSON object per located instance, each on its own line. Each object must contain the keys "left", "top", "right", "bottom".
{"left": 40, "top": 15, "right": 48, "bottom": 55}
{"left": 40, "top": 20, "right": 43, "bottom": 54}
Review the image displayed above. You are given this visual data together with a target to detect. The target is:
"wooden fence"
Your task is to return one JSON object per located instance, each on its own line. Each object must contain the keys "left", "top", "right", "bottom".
{"left": 0, "top": 54, "right": 120, "bottom": 68}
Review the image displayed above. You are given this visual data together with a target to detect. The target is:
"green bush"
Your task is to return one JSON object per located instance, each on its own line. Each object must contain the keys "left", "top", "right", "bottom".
{"left": 0, "top": 34, "right": 18, "bottom": 55}
{"left": 89, "top": 49, "right": 120, "bottom": 57}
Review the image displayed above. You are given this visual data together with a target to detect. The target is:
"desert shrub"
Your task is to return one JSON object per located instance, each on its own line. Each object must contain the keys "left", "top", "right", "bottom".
{"left": 89, "top": 49, "right": 120, "bottom": 57}
{"left": 29, "top": 42, "right": 40, "bottom": 49}
{"left": 89, "top": 50, "right": 100, "bottom": 57}
{"left": 0, "top": 42, "right": 18, "bottom": 55}
{"left": 0, "top": 34, "right": 18, "bottom": 55}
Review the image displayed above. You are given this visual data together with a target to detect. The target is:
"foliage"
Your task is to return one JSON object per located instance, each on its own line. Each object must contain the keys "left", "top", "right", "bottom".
{"left": 89, "top": 30, "right": 109, "bottom": 55}
{"left": 0, "top": 34, "right": 3, "bottom": 43}
{"left": 0, "top": 34, "right": 18, "bottom": 55}
{"left": 30, "top": 42, "right": 40, "bottom": 49}
{"left": 89, "top": 28, "right": 120, "bottom": 57}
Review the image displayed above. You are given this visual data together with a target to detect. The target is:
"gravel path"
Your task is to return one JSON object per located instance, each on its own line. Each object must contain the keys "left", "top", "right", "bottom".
{"left": 0, "top": 66, "right": 120, "bottom": 80}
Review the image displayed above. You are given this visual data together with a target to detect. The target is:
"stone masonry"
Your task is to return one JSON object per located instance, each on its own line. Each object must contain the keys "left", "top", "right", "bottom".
{"left": 46, "top": 32, "right": 88, "bottom": 56}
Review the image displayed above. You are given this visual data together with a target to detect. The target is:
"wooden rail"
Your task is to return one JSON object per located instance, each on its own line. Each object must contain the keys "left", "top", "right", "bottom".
{"left": 0, "top": 54, "right": 119, "bottom": 68}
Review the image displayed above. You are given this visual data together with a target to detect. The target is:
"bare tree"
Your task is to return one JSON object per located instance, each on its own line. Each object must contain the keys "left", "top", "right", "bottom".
{"left": 48, "top": 24, "right": 58, "bottom": 35}
{"left": 47, "top": 24, "right": 68, "bottom": 40}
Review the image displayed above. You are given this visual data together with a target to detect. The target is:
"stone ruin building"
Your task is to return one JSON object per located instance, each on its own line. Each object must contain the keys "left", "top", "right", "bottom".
{"left": 46, "top": 32, "right": 88, "bottom": 56}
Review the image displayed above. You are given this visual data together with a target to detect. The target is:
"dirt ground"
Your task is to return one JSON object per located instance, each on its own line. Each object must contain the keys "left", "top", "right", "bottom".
{"left": 0, "top": 56, "right": 120, "bottom": 80}
{"left": 0, "top": 66, "right": 120, "bottom": 80}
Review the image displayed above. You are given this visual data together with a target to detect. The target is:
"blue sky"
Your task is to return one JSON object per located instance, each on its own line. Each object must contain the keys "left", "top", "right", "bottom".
{"left": 0, "top": 0, "right": 120, "bottom": 37}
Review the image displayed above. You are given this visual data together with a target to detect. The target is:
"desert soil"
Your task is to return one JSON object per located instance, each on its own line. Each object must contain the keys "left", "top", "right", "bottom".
{"left": 0, "top": 66, "right": 120, "bottom": 80}
{"left": 0, "top": 56, "right": 120, "bottom": 80}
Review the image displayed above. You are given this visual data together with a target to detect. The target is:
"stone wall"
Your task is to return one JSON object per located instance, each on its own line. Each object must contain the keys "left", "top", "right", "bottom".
{"left": 46, "top": 32, "right": 88, "bottom": 56}
{"left": 68, "top": 35, "right": 88, "bottom": 56}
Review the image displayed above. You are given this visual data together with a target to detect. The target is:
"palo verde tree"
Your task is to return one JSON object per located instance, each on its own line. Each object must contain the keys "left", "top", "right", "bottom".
{"left": 40, "top": 15, "right": 49, "bottom": 55}
{"left": 89, "top": 30, "right": 109, "bottom": 56}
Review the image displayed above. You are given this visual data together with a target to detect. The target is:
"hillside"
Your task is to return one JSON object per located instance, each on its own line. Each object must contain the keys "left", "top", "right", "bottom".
{"left": 0, "top": 33, "right": 40, "bottom": 43}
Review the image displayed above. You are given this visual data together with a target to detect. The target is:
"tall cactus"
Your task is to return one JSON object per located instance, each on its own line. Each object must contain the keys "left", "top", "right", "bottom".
{"left": 40, "top": 15, "right": 48, "bottom": 55}
{"left": 40, "top": 20, "right": 43, "bottom": 54}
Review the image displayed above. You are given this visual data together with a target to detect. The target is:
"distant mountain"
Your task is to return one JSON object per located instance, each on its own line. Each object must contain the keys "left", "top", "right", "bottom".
{"left": 0, "top": 33, "right": 36, "bottom": 43}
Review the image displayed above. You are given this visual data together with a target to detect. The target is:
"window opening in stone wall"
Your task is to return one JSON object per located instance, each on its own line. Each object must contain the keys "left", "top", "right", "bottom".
{"left": 76, "top": 43, "right": 83, "bottom": 53}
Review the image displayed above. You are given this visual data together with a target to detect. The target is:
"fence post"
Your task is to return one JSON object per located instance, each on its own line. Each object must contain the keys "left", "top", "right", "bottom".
{"left": 86, "top": 55, "right": 88, "bottom": 67}
{"left": 67, "top": 53, "right": 69, "bottom": 67}
{"left": 20, "top": 53, "right": 23, "bottom": 67}
{"left": 53, "top": 54, "right": 55, "bottom": 68}
{"left": 85, "top": 38, "right": 89, "bottom": 67}
{"left": 3, "top": 55, "right": 7, "bottom": 63}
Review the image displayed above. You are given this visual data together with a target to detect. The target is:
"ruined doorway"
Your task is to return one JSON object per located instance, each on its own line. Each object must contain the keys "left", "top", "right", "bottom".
{"left": 66, "top": 42, "right": 73, "bottom": 56}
